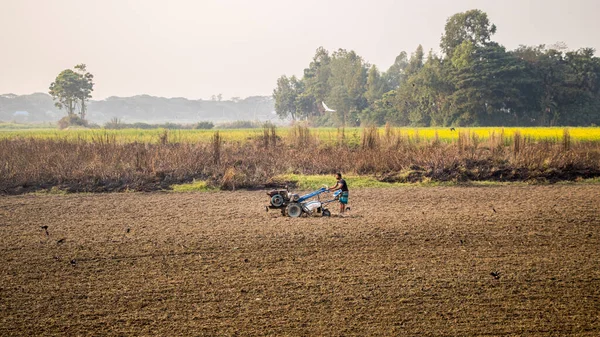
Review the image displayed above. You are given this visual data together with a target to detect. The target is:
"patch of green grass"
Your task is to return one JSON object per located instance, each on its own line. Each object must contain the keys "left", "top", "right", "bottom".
{"left": 556, "top": 177, "right": 600, "bottom": 185}
{"left": 467, "top": 180, "right": 527, "bottom": 187}
{"left": 584, "top": 177, "right": 600, "bottom": 183}
{"left": 271, "top": 174, "right": 548, "bottom": 190}
{"left": 272, "top": 174, "right": 400, "bottom": 190}
{"left": 170, "top": 179, "right": 215, "bottom": 192}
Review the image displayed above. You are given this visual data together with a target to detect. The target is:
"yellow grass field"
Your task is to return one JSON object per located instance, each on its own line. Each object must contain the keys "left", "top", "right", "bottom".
{"left": 1, "top": 126, "right": 600, "bottom": 144}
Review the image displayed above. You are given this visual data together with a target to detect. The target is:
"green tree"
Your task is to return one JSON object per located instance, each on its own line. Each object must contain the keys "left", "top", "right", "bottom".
{"left": 512, "top": 45, "right": 600, "bottom": 126}
{"left": 440, "top": 9, "right": 497, "bottom": 57}
{"left": 328, "top": 85, "right": 352, "bottom": 126}
{"left": 512, "top": 45, "right": 555, "bottom": 125}
{"left": 413, "top": 53, "right": 454, "bottom": 126}
{"left": 303, "top": 47, "right": 332, "bottom": 109}
{"left": 327, "top": 48, "right": 369, "bottom": 121}
{"left": 294, "top": 91, "right": 318, "bottom": 120}
{"left": 49, "top": 69, "right": 79, "bottom": 116}
{"left": 561, "top": 48, "right": 600, "bottom": 125}
{"left": 449, "top": 43, "right": 533, "bottom": 126}
{"left": 405, "top": 45, "right": 425, "bottom": 76}
{"left": 49, "top": 64, "right": 94, "bottom": 119}
{"left": 390, "top": 50, "right": 452, "bottom": 127}
{"left": 360, "top": 91, "right": 401, "bottom": 126}
{"left": 365, "top": 65, "right": 387, "bottom": 105}
{"left": 273, "top": 75, "right": 303, "bottom": 120}
{"left": 384, "top": 51, "right": 408, "bottom": 89}
{"left": 73, "top": 64, "right": 94, "bottom": 120}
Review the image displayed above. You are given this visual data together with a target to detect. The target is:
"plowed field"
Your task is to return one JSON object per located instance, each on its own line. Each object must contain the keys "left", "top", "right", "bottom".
{"left": 1, "top": 185, "right": 599, "bottom": 336}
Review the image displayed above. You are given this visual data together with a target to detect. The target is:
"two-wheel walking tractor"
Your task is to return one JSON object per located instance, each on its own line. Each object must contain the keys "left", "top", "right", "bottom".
{"left": 265, "top": 186, "right": 341, "bottom": 217}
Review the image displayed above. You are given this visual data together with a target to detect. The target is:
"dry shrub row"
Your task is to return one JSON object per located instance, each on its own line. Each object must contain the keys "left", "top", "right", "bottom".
{"left": 1, "top": 129, "right": 599, "bottom": 194}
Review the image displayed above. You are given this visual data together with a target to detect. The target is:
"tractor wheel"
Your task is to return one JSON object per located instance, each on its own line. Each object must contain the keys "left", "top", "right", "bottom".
{"left": 286, "top": 203, "right": 302, "bottom": 218}
{"left": 322, "top": 209, "right": 331, "bottom": 217}
{"left": 271, "top": 194, "right": 284, "bottom": 207}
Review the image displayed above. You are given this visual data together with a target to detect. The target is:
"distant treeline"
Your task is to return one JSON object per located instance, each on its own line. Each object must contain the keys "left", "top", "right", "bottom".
{"left": 102, "top": 120, "right": 270, "bottom": 130}
{"left": 273, "top": 9, "right": 600, "bottom": 127}
{"left": 0, "top": 94, "right": 274, "bottom": 124}
{"left": 103, "top": 120, "right": 215, "bottom": 130}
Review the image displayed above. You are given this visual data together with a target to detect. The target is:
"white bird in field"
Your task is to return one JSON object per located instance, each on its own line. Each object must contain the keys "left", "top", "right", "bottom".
{"left": 322, "top": 102, "right": 336, "bottom": 112}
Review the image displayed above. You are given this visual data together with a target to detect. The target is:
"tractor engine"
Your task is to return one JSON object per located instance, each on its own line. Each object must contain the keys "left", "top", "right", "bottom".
{"left": 266, "top": 189, "right": 289, "bottom": 208}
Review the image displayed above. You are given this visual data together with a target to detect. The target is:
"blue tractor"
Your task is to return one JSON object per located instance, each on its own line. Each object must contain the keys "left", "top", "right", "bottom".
{"left": 266, "top": 186, "right": 340, "bottom": 217}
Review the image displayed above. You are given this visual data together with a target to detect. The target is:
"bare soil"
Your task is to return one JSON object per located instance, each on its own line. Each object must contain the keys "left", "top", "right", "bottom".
{"left": 1, "top": 185, "right": 599, "bottom": 336}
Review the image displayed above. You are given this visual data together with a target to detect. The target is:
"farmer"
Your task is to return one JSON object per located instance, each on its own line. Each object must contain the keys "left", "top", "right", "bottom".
{"left": 329, "top": 173, "right": 349, "bottom": 214}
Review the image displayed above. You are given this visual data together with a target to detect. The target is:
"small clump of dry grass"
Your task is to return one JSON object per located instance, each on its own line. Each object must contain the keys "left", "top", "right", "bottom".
{"left": 288, "top": 124, "right": 315, "bottom": 148}
{"left": 361, "top": 126, "right": 379, "bottom": 150}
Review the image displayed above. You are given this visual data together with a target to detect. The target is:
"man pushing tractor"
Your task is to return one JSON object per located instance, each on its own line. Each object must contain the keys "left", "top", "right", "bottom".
{"left": 328, "top": 173, "right": 349, "bottom": 214}
{"left": 265, "top": 172, "right": 350, "bottom": 217}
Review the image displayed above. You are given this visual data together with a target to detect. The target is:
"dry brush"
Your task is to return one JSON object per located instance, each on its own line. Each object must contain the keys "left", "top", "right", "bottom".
{"left": 1, "top": 127, "right": 599, "bottom": 194}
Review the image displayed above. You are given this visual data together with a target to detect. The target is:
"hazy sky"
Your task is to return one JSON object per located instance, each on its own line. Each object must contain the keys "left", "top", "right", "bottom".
{"left": 1, "top": 0, "right": 598, "bottom": 100}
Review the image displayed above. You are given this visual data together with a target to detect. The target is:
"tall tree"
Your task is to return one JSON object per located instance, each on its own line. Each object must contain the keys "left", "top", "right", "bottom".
{"left": 328, "top": 86, "right": 352, "bottom": 126}
{"left": 440, "top": 9, "right": 497, "bottom": 57}
{"left": 512, "top": 45, "right": 557, "bottom": 125}
{"left": 294, "top": 91, "right": 318, "bottom": 120}
{"left": 384, "top": 51, "right": 408, "bottom": 89}
{"left": 513, "top": 45, "right": 600, "bottom": 126}
{"left": 361, "top": 91, "right": 402, "bottom": 126}
{"left": 413, "top": 53, "right": 454, "bottom": 126}
{"left": 273, "top": 75, "right": 303, "bottom": 120}
{"left": 73, "top": 64, "right": 94, "bottom": 120}
{"left": 49, "top": 70, "right": 80, "bottom": 117}
{"left": 405, "top": 45, "right": 425, "bottom": 76}
{"left": 449, "top": 43, "right": 533, "bottom": 126}
{"left": 49, "top": 64, "right": 94, "bottom": 119}
{"left": 365, "top": 65, "right": 387, "bottom": 105}
{"left": 303, "top": 47, "right": 332, "bottom": 110}
{"left": 561, "top": 48, "right": 600, "bottom": 125}
{"left": 327, "top": 48, "right": 369, "bottom": 123}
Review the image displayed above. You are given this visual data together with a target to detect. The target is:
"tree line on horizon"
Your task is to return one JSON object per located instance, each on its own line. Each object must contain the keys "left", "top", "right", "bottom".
{"left": 273, "top": 9, "right": 600, "bottom": 127}
{"left": 0, "top": 93, "right": 274, "bottom": 125}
